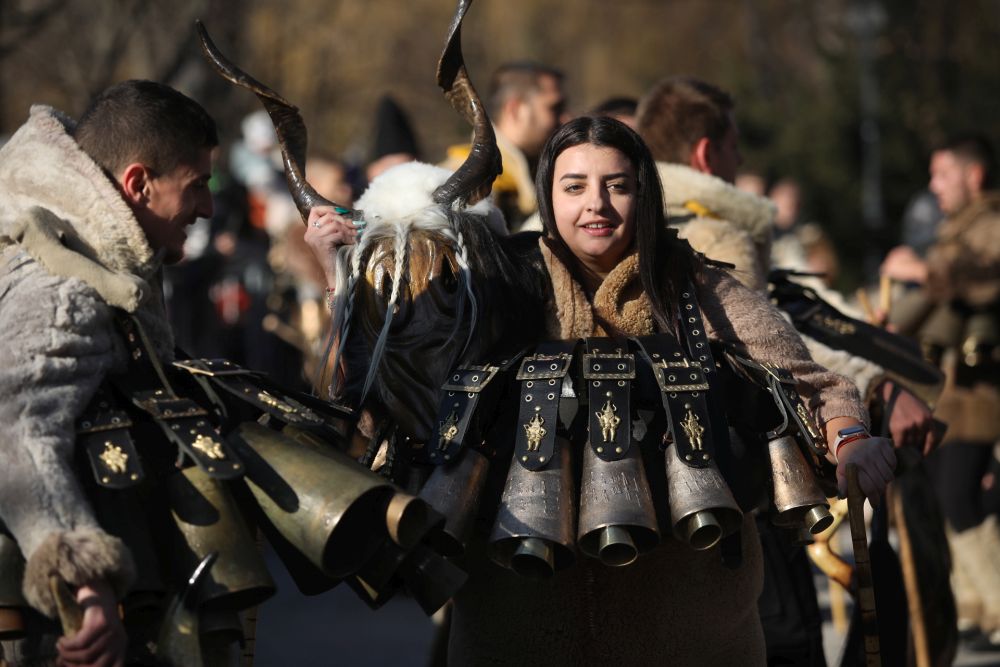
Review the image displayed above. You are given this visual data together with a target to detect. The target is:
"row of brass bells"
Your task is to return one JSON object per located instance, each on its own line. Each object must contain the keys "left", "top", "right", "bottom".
{"left": 766, "top": 435, "right": 833, "bottom": 535}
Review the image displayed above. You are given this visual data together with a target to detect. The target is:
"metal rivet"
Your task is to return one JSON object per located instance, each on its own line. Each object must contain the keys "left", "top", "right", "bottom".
{"left": 81, "top": 421, "right": 92, "bottom": 429}
{"left": 682, "top": 292, "right": 690, "bottom": 298}
{"left": 208, "top": 467, "right": 215, "bottom": 472}
{"left": 593, "top": 380, "right": 602, "bottom": 387}
{"left": 597, "top": 447, "right": 604, "bottom": 453}
{"left": 618, "top": 363, "right": 626, "bottom": 370}
{"left": 618, "top": 380, "right": 625, "bottom": 386}
{"left": 171, "top": 424, "right": 179, "bottom": 430}
{"left": 703, "top": 453, "right": 710, "bottom": 460}
{"left": 535, "top": 406, "right": 541, "bottom": 412}
{"left": 606, "top": 391, "right": 612, "bottom": 397}
{"left": 527, "top": 365, "right": 535, "bottom": 372}
{"left": 538, "top": 456, "right": 546, "bottom": 463}
{"left": 593, "top": 364, "right": 601, "bottom": 371}
{"left": 130, "top": 473, "right": 139, "bottom": 480}
{"left": 696, "top": 342, "right": 704, "bottom": 348}
{"left": 684, "top": 403, "right": 691, "bottom": 409}
{"left": 448, "top": 391, "right": 455, "bottom": 396}
{"left": 549, "top": 379, "right": 556, "bottom": 386}
{"left": 700, "top": 356, "right": 707, "bottom": 361}
{"left": 668, "top": 375, "right": 676, "bottom": 381}
{"left": 653, "top": 353, "right": 661, "bottom": 359}
{"left": 453, "top": 402, "right": 460, "bottom": 408}
{"left": 525, "top": 395, "right": 533, "bottom": 402}
{"left": 688, "top": 318, "right": 695, "bottom": 323}
{"left": 102, "top": 476, "right": 110, "bottom": 483}
{"left": 526, "top": 381, "right": 534, "bottom": 388}
{"left": 522, "top": 456, "right": 529, "bottom": 462}
{"left": 468, "top": 392, "right": 475, "bottom": 398}
{"left": 686, "top": 304, "right": 693, "bottom": 310}
{"left": 692, "top": 330, "right": 700, "bottom": 336}
{"left": 674, "top": 352, "right": 682, "bottom": 357}
{"left": 547, "top": 393, "right": 555, "bottom": 400}
{"left": 453, "top": 374, "right": 460, "bottom": 381}
{"left": 550, "top": 363, "right": 558, "bottom": 370}
{"left": 471, "top": 375, "right": 479, "bottom": 382}
{"left": 615, "top": 447, "right": 623, "bottom": 454}
{"left": 690, "top": 373, "right": 698, "bottom": 380}
{"left": 670, "top": 393, "right": 677, "bottom": 398}
{"left": 685, "top": 454, "right": 693, "bottom": 461}
{"left": 444, "top": 454, "right": 451, "bottom": 460}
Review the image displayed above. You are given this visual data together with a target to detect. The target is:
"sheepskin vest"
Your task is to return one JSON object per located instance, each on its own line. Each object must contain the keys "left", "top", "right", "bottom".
{"left": 0, "top": 105, "right": 177, "bottom": 616}
{"left": 446, "top": 237, "right": 866, "bottom": 667}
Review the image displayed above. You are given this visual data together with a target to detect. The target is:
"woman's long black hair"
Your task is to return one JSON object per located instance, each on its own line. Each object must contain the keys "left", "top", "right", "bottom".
{"left": 534, "top": 115, "right": 697, "bottom": 334}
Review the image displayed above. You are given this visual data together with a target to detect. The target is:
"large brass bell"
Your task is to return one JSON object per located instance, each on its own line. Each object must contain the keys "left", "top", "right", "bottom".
{"left": 767, "top": 435, "right": 833, "bottom": 534}
{"left": 229, "top": 421, "right": 394, "bottom": 577}
{"left": 489, "top": 436, "right": 576, "bottom": 579}
{"left": 578, "top": 443, "right": 659, "bottom": 566}
{"left": 418, "top": 447, "right": 490, "bottom": 557}
{"left": 385, "top": 492, "right": 442, "bottom": 550}
{"left": 664, "top": 442, "right": 742, "bottom": 550}
{"left": 0, "top": 530, "right": 26, "bottom": 640}
{"left": 166, "top": 465, "right": 275, "bottom": 611}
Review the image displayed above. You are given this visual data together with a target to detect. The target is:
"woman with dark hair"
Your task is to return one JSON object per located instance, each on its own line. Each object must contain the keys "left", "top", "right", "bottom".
{"left": 441, "top": 116, "right": 895, "bottom": 665}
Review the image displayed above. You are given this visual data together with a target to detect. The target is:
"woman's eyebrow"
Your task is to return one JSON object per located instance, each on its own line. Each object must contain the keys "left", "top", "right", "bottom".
{"left": 559, "top": 173, "right": 586, "bottom": 180}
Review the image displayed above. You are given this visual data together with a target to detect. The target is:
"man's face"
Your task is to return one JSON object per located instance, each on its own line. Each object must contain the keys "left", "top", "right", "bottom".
{"left": 137, "top": 149, "right": 214, "bottom": 264}
{"left": 929, "top": 150, "right": 978, "bottom": 216}
{"left": 707, "top": 114, "right": 743, "bottom": 185}
{"left": 519, "top": 74, "right": 567, "bottom": 158}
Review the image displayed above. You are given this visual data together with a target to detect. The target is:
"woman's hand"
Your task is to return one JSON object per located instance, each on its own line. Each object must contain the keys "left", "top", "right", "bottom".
{"left": 835, "top": 436, "right": 896, "bottom": 506}
{"left": 304, "top": 206, "right": 362, "bottom": 286}
{"left": 880, "top": 380, "right": 938, "bottom": 455}
{"left": 56, "top": 579, "right": 125, "bottom": 667}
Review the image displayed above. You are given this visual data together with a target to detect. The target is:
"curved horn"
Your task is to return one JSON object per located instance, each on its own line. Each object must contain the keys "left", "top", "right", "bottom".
{"left": 431, "top": 0, "right": 501, "bottom": 209}
{"left": 196, "top": 21, "right": 340, "bottom": 223}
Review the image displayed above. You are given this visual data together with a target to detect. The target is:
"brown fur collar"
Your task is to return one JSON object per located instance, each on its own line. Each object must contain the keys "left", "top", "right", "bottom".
{"left": 539, "top": 236, "right": 654, "bottom": 338}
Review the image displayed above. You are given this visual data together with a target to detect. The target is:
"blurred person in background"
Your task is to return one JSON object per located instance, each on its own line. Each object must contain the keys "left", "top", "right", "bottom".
{"left": 367, "top": 94, "right": 421, "bottom": 183}
{"left": 638, "top": 75, "right": 940, "bottom": 666}
{"left": 442, "top": 61, "right": 568, "bottom": 231}
{"left": 883, "top": 134, "right": 1000, "bottom": 650}
{"left": 769, "top": 178, "right": 840, "bottom": 289}
{"left": 590, "top": 96, "right": 638, "bottom": 130}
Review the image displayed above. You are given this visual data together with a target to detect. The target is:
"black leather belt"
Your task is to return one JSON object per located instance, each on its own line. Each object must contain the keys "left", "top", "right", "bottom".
{"left": 633, "top": 334, "right": 716, "bottom": 467}
{"left": 77, "top": 385, "right": 144, "bottom": 489}
{"left": 513, "top": 340, "right": 578, "bottom": 471}
{"left": 425, "top": 350, "right": 526, "bottom": 464}
{"left": 583, "top": 337, "right": 634, "bottom": 461}
{"left": 678, "top": 280, "right": 717, "bottom": 372}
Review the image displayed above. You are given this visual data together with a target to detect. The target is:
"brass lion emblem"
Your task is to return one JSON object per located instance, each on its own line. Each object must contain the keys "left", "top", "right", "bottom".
{"left": 99, "top": 442, "right": 129, "bottom": 474}
{"left": 680, "top": 409, "right": 704, "bottom": 451}
{"left": 439, "top": 409, "right": 460, "bottom": 451}
{"left": 596, "top": 400, "right": 621, "bottom": 443}
{"left": 524, "top": 413, "right": 547, "bottom": 452}
{"left": 192, "top": 434, "right": 226, "bottom": 460}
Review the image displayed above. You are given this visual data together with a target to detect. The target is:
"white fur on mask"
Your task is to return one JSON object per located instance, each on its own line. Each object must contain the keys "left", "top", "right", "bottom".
{"left": 356, "top": 162, "right": 508, "bottom": 235}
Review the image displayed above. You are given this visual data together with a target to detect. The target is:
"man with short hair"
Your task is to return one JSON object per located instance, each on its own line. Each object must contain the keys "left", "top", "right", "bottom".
{"left": 0, "top": 79, "right": 216, "bottom": 665}
{"left": 882, "top": 134, "right": 1000, "bottom": 648}
{"left": 442, "top": 61, "right": 567, "bottom": 230}
{"left": 638, "top": 75, "right": 939, "bottom": 666}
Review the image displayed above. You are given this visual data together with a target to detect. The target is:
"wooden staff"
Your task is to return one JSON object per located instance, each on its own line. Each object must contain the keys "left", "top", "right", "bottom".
{"left": 889, "top": 486, "right": 930, "bottom": 667}
{"left": 847, "top": 464, "right": 882, "bottom": 667}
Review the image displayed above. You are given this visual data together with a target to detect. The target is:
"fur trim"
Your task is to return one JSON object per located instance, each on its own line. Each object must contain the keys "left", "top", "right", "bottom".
{"left": 657, "top": 162, "right": 775, "bottom": 245}
{"left": 9, "top": 207, "right": 149, "bottom": 312}
{"left": 0, "top": 106, "right": 155, "bottom": 276}
{"left": 674, "top": 216, "right": 764, "bottom": 290}
{"left": 356, "top": 161, "right": 507, "bottom": 236}
{"left": 22, "top": 529, "right": 135, "bottom": 618}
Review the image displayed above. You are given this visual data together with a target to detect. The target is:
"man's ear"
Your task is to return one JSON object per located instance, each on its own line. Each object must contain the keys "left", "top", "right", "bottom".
{"left": 689, "top": 137, "right": 713, "bottom": 176}
{"left": 965, "top": 162, "right": 985, "bottom": 195}
{"left": 118, "top": 163, "right": 150, "bottom": 206}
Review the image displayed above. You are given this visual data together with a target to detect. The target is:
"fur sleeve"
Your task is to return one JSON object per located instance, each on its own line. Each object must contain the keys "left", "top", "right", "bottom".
{"left": 676, "top": 218, "right": 765, "bottom": 291}
{"left": 696, "top": 266, "right": 869, "bottom": 428}
{"left": 0, "top": 257, "right": 134, "bottom": 615}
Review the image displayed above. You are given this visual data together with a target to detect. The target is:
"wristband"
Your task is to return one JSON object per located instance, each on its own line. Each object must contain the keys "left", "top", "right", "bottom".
{"left": 833, "top": 425, "right": 869, "bottom": 461}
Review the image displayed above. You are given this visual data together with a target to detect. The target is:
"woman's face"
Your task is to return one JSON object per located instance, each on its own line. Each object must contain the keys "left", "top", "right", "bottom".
{"left": 551, "top": 143, "right": 637, "bottom": 276}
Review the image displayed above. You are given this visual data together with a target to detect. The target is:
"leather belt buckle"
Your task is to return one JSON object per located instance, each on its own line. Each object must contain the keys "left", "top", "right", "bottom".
{"left": 582, "top": 352, "right": 635, "bottom": 380}
{"left": 172, "top": 358, "right": 253, "bottom": 377}
{"left": 515, "top": 353, "right": 573, "bottom": 381}
{"left": 441, "top": 365, "right": 499, "bottom": 393}
{"left": 652, "top": 359, "right": 710, "bottom": 394}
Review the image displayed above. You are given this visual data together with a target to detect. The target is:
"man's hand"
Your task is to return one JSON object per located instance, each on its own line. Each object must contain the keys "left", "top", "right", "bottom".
{"left": 835, "top": 436, "right": 896, "bottom": 506}
{"left": 880, "top": 245, "right": 928, "bottom": 285}
{"left": 56, "top": 579, "right": 125, "bottom": 667}
{"left": 304, "top": 206, "right": 364, "bottom": 287}
{"left": 881, "top": 380, "right": 938, "bottom": 455}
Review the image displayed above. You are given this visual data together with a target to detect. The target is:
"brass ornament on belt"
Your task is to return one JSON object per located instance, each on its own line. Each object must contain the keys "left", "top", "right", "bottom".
{"left": 680, "top": 409, "right": 704, "bottom": 451}
{"left": 193, "top": 434, "right": 226, "bottom": 460}
{"left": 258, "top": 391, "right": 294, "bottom": 413}
{"left": 438, "top": 409, "right": 460, "bottom": 451}
{"left": 596, "top": 400, "right": 621, "bottom": 443}
{"left": 795, "top": 403, "right": 821, "bottom": 441}
{"left": 524, "top": 413, "right": 547, "bottom": 452}
{"left": 99, "top": 442, "right": 129, "bottom": 474}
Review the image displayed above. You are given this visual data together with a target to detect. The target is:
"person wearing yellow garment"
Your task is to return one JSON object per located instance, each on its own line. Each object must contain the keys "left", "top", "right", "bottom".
{"left": 441, "top": 62, "right": 567, "bottom": 232}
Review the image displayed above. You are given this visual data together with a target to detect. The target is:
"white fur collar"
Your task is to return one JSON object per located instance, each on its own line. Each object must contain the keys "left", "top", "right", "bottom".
{"left": 656, "top": 162, "right": 775, "bottom": 244}
{"left": 0, "top": 105, "right": 157, "bottom": 277}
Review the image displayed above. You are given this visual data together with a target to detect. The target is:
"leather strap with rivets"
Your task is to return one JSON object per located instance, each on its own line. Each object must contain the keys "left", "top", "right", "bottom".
{"left": 111, "top": 314, "right": 243, "bottom": 479}
{"left": 77, "top": 385, "right": 145, "bottom": 489}
{"left": 513, "top": 340, "right": 578, "bottom": 471}
{"left": 424, "top": 350, "right": 524, "bottom": 465}
{"left": 633, "top": 334, "right": 717, "bottom": 468}
{"left": 583, "top": 338, "right": 634, "bottom": 461}
{"left": 677, "top": 280, "right": 717, "bottom": 373}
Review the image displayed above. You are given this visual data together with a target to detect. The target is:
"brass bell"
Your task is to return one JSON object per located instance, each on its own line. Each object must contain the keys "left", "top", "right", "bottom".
{"left": 166, "top": 465, "right": 276, "bottom": 611}
{"left": 418, "top": 447, "right": 490, "bottom": 557}
{"left": 489, "top": 436, "right": 576, "bottom": 578}
{"left": 664, "top": 442, "right": 742, "bottom": 550}
{"left": 199, "top": 607, "right": 243, "bottom": 665}
{"left": 385, "top": 492, "right": 443, "bottom": 550}
{"left": 578, "top": 443, "right": 659, "bottom": 567}
{"left": 0, "top": 530, "right": 26, "bottom": 640}
{"left": 398, "top": 544, "right": 468, "bottom": 616}
{"left": 767, "top": 435, "right": 833, "bottom": 534}
{"left": 229, "top": 421, "right": 394, "bottom": 577}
